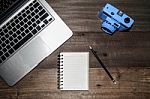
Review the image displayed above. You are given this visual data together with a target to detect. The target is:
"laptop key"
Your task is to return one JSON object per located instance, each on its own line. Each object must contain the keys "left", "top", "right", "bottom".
{"left": 14, "top": 39, "right": 18, "bottom": 43}
{"left": 20, "top": 27, "right": 25, "bottom": 31}
{"left": 31, "top": 18, "right": 36, "bottom": 22}
{"left": 0, "top": 51, "right": 3, "bottom": 56}
{"left": 5, "top": 34, "right": 9, "bottom": 38}
{"left": 18, "top": 36, "right": 22, "bottom": 40}
{"left": 9, "top": 48, "right": 14, "bottom": 54}
{"left": 49, "top": 18, "right": 53, "bottom": 21}
{"left": 12, "top": 33, "right": 17, "bottom": 38}
{"left": 9, "top": 37, "right": 13, "bottom": 41}
{"left": 36, "top": 20, "right": 40, "bottom": 24}
{"left": 5, "top": 53, "right": 9, "bottom": 58}
{"left": 44, "top": 19, "right": 48, "bottom": 24}
{"left": 4, "top": 29, "right": 8, "bottom": 33}
{"left": 33, "top": 23, "right": 37, "bottom": 27}
{"left": 38, "top": 6, "right": 42, "bottom": 10}
{"left": 31, "top": 29, "right": 37, "bottom": 34}
{"left": 23, "top": 18, "right": 28, "bottom": 22}
{"left": 10, "top": 42, "right": 15, "bottom": 46}
{"left": 8, "top": 31, "right": 13, "bottom": 35}
{"left": 6, "top": 45, "right": 11, "bottom": 50}
{"left": 27, "top": 21, "right": 32, "bottom": 25}
{"left": 31, "top": 12, "right": 35, "bottom": 16}
{"left": 3, "top": 48, "right": 7, "bottom": 52}
{"left": 15, "top": 19, "right": 19, "bottom": 24}
{"left": 33, "top": 2, "right": 40, "bottom": 8}
{"left": 13, "top": 33, "right": 33, "bottom": 50}
{"left": 25, "top": 29, "right": 30, "bottom": 34}
{"left": 8, "top": 25, "right": 12, "bottom": 30}
{"left": 16, "top": 30, "right": 21, "bottom": 35}
{"left": 26, "top": 10, "right": 30, "bottom": 14}
{"left": 39, "top": 9, "right": 46, "bottom": 16}
{"left": 27, "top": 15, "right": 32, "bottom": 20}
{"left": 12, "top": 28, "right": 17, "bottom": 32}
{"left": 22, "top": 13, "right": 27, "bottom": 17}
{"left": 36, "top": 26, "right": 41, "bottom": 31}
{"left": 2, "top": 43, "right": 6, "bottom": 47}
{"left": 21, "top": 32, "right": 26, "bottom": 37}
{"left": 1, "top": 32, "right": 4, "bottom": 36}
{"left": 16, "top": 24, "right": 21, "bottom": 29}
{"left": 29, "top": 26, "right": 33, "bottom": 31}
{"left": 1, "top": 37, "right": 6, "bottom": 41}
{"left": 41, "top": 24, "right": 45, "bottom": 28}
{"left": 35, "top": 9, "right": 39, "bottom": 13}
{"left": 5, "top": 40, "right": 9, "bottom": 44}
{"left": 30, "top": 7, "right": 34, "bottom": 11}
{"left": 35, "top": 15, "right": 39, "bottom": 19}
{"left": 1, "top": 56, "right": 6, "bottom": 61}
{"left": 40, "top": 13, "right": 49, "bottom": 21}
{"left": 20, "top": 21, "right": 24, "bottom": 26}
{"left": 24, "top": 24, "right": 28, "bottom": 28}
{"left": 18, "top": 16, "right": 23, "bottom": 20}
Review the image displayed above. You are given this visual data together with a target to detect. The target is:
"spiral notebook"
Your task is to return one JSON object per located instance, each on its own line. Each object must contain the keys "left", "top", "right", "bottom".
{"left": 57, "top": 52, "right": 89, "bottom": 90}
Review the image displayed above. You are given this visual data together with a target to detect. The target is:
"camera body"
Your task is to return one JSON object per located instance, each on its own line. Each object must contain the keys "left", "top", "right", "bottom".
{"left": 99, "top": 3, "right": 134, "bottom": 35}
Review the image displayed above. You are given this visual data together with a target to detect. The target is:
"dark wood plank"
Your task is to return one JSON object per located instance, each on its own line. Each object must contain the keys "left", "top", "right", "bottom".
{"left": 37, "top": 31, "right": 150, "bottom": 69}
{"left": 0, "top": 68, "right": 149, "bottom": 99}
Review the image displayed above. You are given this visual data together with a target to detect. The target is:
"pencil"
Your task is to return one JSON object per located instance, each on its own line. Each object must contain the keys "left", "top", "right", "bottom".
{"left": 89, "top": 46, "right": 116, "bottom": 84}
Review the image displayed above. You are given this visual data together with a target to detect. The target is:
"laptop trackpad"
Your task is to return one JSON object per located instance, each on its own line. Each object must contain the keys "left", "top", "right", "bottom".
{"left": 19, "top": 37, "right": 51, "bottom": 67}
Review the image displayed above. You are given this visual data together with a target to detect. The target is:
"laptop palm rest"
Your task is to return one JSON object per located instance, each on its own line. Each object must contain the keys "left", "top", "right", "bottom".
{"left": 0, "top": 37, "right": 51, "bottom": 86}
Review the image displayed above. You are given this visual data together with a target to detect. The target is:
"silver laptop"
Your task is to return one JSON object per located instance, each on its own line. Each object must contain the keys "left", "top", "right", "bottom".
{"left": 0, "top": 0, "right": 73, "bottom": 86}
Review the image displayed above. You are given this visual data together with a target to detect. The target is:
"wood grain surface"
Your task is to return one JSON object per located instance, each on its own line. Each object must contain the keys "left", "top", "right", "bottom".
{"left": 0, "top": 68, "right": 150, "bottom": 99}
{"left": 0, "top": 0, "right": 150, "bottom": 99}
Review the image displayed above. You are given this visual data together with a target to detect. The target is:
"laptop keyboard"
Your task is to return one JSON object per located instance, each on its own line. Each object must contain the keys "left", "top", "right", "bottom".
{"left": 0, "top": 0, "right": 54, "bottom": 64}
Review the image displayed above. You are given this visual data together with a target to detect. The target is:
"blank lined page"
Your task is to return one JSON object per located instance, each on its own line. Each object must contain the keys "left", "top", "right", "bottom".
{"left": 60, "top": 52, "right": 89, "bottom": 90}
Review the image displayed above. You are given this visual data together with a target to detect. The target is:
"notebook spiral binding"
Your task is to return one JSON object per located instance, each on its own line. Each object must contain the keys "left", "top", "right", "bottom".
{"left": 57, "top": 54, "right": 64, "bottom": 89}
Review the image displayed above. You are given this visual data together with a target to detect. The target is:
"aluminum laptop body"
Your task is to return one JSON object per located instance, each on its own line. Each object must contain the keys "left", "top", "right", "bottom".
{"left": 0, "top": 0, "right": 73, "bottom": 86}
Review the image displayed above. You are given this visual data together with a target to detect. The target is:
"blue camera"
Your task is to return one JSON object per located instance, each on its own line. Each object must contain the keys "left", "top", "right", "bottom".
{"left": 99, "top": 3, "right": 134, "bottom": 35}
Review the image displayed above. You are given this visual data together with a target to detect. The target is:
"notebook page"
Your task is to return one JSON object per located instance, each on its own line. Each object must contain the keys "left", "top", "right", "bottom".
{"left": 60, "top": 52, "right": 89, "bottom": 90}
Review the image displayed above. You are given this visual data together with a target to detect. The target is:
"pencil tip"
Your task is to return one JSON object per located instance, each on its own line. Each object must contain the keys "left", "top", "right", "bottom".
{"left": 114, "top": 81, "right": 117, "bottom": 85}
{"left": 113, "top": 80, "right": 117, "bottom": 84}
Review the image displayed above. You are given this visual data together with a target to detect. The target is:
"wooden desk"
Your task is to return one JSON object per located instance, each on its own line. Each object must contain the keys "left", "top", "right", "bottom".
{"left": 0, "top": 0, "right": 150, "bottom": 99}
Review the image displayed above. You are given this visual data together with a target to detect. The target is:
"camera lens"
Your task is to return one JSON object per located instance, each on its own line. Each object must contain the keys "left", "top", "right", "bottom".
{"left": 124, "top": 17, "right": 130, "bottom": 23}
{"left": 111, "top": 12, "right": 114, "bottom": 15}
